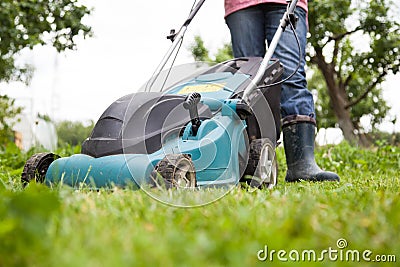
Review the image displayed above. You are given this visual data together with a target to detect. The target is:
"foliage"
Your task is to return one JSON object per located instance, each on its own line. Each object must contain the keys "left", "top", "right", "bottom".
{"left": 0, "top": 183, "right": 60, "bottom": 267}
{"left": 190, "top": 35, "right": 211, "bottom": 62}
{"left": 214, "top": 43, "right": 234, "bottom": 63}
{"left": 0, "top": 142, "right": 31, "bottom": 172}
{"left": 189, "top": 35, "right": 233, "bottom": 63}
{"left": 0, "top": 0, "right": 92, "bottom": 83}
{"left": 308, "top": 0, "right": 400, "bottom": 144}
{"left": 0, "top": 142, "right": 400, "bottom": 266}
{"left": 366, "top": 130, "right": 400, "bottom": 146}
{"left": 56, "top": 120, "right": 94, "bottom": 147}
{"left": 0, "top": 95, "right": 23, "bottom": 145}
{"left": 37, "top": 113, "right": 53, "bottom": 122}
{"left": 0, "top": 141, "right": 80, "bottom": 180}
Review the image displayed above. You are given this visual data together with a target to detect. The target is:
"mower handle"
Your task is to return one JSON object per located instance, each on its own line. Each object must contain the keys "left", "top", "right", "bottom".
{"left": 145, "top": 0, "right": 206, "bottom": 92}
{"left": 185, "top": 0, "right": 206, "bottom": 27}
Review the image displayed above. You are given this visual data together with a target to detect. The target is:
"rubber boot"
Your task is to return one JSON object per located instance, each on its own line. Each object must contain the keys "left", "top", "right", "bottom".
{"left": 282, "top": 115, "right": 340, "bottom": 182}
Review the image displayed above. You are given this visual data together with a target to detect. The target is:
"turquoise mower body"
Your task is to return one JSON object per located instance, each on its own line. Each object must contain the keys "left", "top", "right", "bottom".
{"left": 45, "top": 100, "right": 247, "bottom": 188}
{"left": 22, "top": 57, "right": 283, "bottom": 189}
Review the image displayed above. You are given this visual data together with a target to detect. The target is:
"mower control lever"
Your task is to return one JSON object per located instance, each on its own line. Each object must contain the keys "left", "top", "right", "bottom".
{"left": 167, "top": 29, "right": 176, "bottom": 42}
{"left": 183, "top": 92, "right": 202, "bottom": 136}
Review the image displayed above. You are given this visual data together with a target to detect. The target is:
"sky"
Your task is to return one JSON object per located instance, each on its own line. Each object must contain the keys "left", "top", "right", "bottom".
{"left": 1, "top": 0, "right": 400, "bottom": 132}
{"left": 2, "top": 0, "right": 229, "bottom": 122}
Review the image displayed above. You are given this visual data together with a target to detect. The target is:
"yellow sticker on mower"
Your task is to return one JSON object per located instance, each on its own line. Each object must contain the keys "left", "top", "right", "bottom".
{"left": 179, "top": 83, "right": 226, "bottom": 94}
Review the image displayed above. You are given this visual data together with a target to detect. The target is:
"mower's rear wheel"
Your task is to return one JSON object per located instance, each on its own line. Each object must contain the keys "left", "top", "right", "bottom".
{"left": 150, "top": 154, "right": 197, "bottom": 190}
{"left": 244, "top": 138, "right": 278, "bottom": 189}
{"left": 21, "top": 153, "right": 60, "bottom": 186}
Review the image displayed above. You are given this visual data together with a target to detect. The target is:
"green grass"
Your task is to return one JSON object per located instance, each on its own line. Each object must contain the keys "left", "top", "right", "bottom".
{"left": 1, "top": 142, "right": 399, "bottom": 267}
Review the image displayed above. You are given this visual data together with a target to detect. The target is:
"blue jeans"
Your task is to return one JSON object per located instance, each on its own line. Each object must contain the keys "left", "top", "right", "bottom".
{"left": 225, "top": 4, "right": 315, "bottom": 119}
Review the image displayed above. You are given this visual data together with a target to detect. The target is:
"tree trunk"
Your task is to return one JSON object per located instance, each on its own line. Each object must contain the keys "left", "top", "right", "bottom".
{"left": 313, "top": 50, "right": 370, "bottom": 147}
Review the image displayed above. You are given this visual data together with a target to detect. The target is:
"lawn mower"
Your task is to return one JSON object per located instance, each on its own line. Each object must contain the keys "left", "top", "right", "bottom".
{"left": 21, "top": 0, "right": 301, "bottom": 191}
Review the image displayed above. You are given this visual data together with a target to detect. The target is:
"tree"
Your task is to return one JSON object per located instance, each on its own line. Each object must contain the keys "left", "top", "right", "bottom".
{"left": 0, "top": 0, "right": 91, "bottom": 146}
{"left": 308, "top": 67, "right": 337, "bottom": 129}
{"left": 307, "top": 0, "right": 400, "bottom": 146}
{"left": 0, "top": 0, "right": 91, "bottom": 84}
{"left": 189, "top": 35, "right": 233, "bottom": 63}
{"left": 56, "top": 120, "right": 94, "bottom": 147}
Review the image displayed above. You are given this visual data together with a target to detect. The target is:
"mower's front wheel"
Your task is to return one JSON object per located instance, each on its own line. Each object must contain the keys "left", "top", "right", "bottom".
{"left": 150, "top": 154, "right": 197, "bottom": 190}
{"left": 244, "top": 138, "right": 278, "bottom": 189}
{"left": 21, "top": 152, "right": 60, "bottom": 186}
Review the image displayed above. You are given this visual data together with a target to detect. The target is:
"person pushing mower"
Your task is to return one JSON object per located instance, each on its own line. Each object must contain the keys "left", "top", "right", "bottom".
{"left": 224, "top": 0, "right": 340, "bottom": 182}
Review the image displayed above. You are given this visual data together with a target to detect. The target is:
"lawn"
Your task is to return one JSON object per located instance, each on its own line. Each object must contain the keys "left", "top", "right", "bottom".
{"left": 1, "top": 142, "right": 399, "bottom": 267}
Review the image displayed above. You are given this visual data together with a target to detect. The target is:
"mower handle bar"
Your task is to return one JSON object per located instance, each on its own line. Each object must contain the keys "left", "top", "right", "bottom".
{"left": 145, "top": 0, "right": 206, "bottom": 92}
{"left": 185, "top": 0, "right": 206, "bottom": 27}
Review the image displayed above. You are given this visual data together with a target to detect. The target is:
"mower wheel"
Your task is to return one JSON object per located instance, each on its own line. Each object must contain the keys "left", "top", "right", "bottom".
{"left": 150, "top": 154, "right": 197, "bottom": 190}
{"left": 244, "top": 138, "right": 278, "bottom": 189}
{"left": 21, "top": 152, "right": 60, "bottom": 186}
